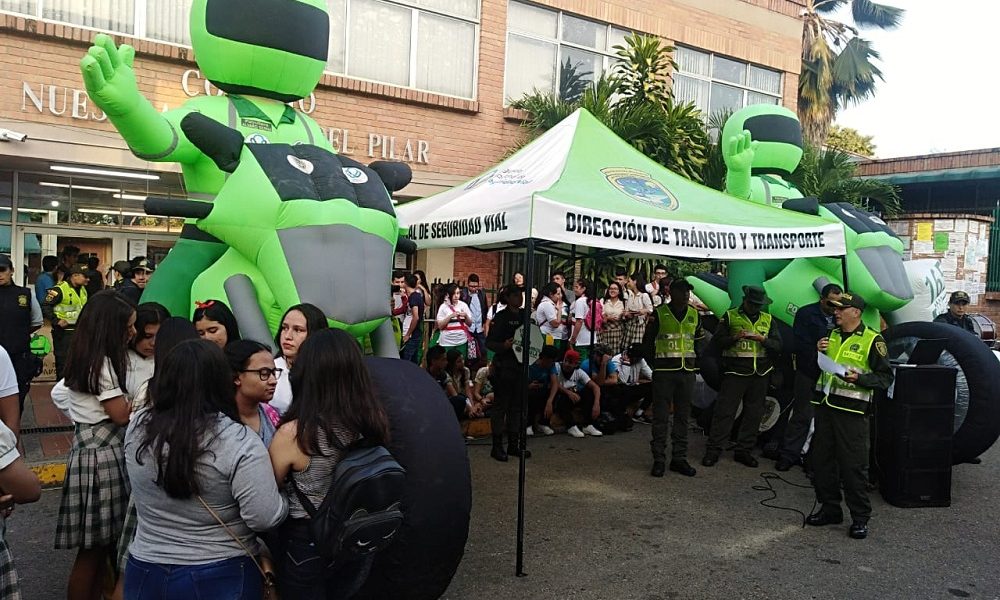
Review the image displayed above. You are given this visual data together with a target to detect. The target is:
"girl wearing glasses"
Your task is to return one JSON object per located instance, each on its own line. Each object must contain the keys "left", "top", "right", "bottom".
{"left": 270, "top": 304, "right": 329, "bottom": 414}
{"left": 226, "top": 340, "right": 282, "bottom": 447}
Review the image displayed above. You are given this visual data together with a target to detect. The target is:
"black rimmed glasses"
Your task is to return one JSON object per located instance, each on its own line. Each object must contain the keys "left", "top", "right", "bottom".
{"left": 240, "top": 367, "right": 283, "bottom": 381}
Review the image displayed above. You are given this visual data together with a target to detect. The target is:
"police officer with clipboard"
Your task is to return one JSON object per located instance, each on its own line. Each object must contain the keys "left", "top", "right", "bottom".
{"left": 807, "top": 291, "right": 892, "bottom": 539}
{"left": 0, "top": 254, "right": 44, "bottom": 429}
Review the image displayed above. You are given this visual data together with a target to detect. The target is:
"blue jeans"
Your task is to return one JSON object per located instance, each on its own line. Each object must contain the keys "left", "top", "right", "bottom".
{"left": 400, "top": 332, "right": 422, "bottom": 364}
{"left": 124, "top": 555, "right": 262, "bottom": 600}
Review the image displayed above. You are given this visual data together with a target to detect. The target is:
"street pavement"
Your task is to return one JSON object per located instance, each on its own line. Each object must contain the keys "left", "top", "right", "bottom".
{"left": 8, "top": 422, "right": 1000, "bottom": 599}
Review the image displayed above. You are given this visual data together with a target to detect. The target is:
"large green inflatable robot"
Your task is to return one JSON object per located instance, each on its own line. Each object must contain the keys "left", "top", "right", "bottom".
{"left": 80, "top": 0, "right": 410, "bottom": 355}
{"left": 80, "top": 0, "right": 334, "bottom": 317}
{"left": 689, "top": 105, "right": 912, "bottom": 328}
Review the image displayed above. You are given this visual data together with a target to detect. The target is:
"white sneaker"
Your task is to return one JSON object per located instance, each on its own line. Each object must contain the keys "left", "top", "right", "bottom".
{"left": 536, "top": 424, "right": 555, "bottom": 436}
{"left": 567, "top": 425, "right": 585, "bottom": 438}
{"left": 582, "top": 424, "right": 604, "bottom": 437}
{"left": 526, "top": 426, "right": 534, "bottom": 437}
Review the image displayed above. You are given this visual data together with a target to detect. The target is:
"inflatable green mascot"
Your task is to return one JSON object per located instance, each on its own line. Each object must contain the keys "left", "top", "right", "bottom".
{"left": 80, "top": 0, "right": 334, "bottom": 319}
{"left": 690, "top": 104, "right": 912, "bottom": 328}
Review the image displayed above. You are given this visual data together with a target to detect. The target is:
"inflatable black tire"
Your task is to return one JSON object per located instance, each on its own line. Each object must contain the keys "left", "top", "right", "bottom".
{"left": 886, "top": 321, "right": 1000, "bottom": 464}
{"left": 355, "top": 358, "right": 471, "bottom": 600}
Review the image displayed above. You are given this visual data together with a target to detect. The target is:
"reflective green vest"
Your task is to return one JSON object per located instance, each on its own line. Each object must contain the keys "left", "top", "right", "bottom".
{"left": 722, "top": 309, "right": 773, "bottom": 376}
{"left": 654, "top": 304, "right": 698, "bottom": 371}
{"left": 54, "top": 282, "right": 87, "bottom": 325}
{"left": 813, "top": 327, "right": 879, "bottom": 414}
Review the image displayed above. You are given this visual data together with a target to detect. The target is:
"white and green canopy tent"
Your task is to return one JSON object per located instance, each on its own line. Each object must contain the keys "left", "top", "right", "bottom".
{"left": 395, "top": 108, "right": 847, "bottom": 575}
{"left": 397, "top": 108, "right": 846, "bottom": 261}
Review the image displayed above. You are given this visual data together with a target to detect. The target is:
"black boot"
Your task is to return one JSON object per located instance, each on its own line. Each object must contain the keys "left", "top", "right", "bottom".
{"left": 507, "top": 440, "right": 532, "bottom": 459}
{"left": 491, "top": 435, "right": 508, "bottom": 462}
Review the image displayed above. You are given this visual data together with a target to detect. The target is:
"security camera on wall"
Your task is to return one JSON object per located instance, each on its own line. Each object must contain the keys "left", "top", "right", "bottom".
{"left": 0, "top": 129, "right": 28, "bottom": 142}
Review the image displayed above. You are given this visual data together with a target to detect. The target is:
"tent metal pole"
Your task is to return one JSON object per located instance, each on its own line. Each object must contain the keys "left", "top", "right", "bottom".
{"left": 840, "top": 255, "right": 850, "bottom": 290}
{"left": 515, "top": 238, "right": 534, "bottom": 577}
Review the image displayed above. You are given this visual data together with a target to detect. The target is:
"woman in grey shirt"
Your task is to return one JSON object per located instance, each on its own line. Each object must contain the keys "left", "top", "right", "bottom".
{"left": 124, "top": 339, "right": 287, "bottom": 599}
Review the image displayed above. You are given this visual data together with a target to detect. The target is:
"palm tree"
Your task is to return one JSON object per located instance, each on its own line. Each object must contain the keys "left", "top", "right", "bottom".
{"left": 788, "top": 145, "right": 901, "bottom": 216}
{"left": 510, "top": 34, "right": 709, "bottom": 182}
{"left": 798, "top": 0, "right": 904, "bottom": 147}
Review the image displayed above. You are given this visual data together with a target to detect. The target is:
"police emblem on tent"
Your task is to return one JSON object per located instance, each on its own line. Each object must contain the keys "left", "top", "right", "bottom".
{"left": 601, "top": 167, "right": 678, "bottom": 211}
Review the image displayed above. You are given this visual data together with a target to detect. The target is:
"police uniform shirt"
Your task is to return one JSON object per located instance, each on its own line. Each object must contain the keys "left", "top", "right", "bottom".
{"left": 829, "top": 324, "right": 894, "bottom": 393}
{"left": 0, "top": 283, "right": 41, "bottom": 356}
{"left": 933, "top": 311, "right": 977, "bottom": 335}
{"left": 486, "top": 307, "right": 526, "bottom": 366}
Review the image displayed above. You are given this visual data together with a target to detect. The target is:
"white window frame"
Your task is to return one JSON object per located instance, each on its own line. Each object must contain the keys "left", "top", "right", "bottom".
{"left": 672, "top": 45, "right": 784, "bottom": 118}
{"left": 0, "top": 0, "right": 482, "bottom": 100}
{"left": 503, "top": 0, "right": 630, "bottom": 105}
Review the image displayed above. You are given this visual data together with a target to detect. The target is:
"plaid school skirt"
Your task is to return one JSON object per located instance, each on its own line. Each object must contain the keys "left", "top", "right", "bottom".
{"left": 0, "top": 524, "right": 21, "bottom": 600}
{"left": 54, "top": 421, "right": 130, "bottom": 550}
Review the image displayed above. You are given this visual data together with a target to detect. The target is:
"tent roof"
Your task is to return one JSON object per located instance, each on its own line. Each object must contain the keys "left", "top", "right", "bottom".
{"left": 397, "top": 109, "right": 846, "bottom": 260}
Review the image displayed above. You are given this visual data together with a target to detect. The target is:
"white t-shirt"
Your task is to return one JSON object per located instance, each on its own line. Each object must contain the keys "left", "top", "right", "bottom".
{"left": 612, "top": 354, "right": 653, "bottom": 386}
{"left": 0, "top": 349, "right": 17, "bottom": 399}
{"left": 436, "top": 301, "right": 472, "bottom": 347}
{"left": 0, "top": 419, "right": 19, "bottom": 473}
{"left": 535, "top": 298, "right": 566, "bottom": 339}
{"left": 126, "top": 350, "right": 155, "bottom": 406}
{"left": 50, "top": 358, "right": 125, "bottom": 424}
{"left": 269, "top": 356, "right": 292, "bottom": 415}
{"left": 571, "top": 296, "right": 593, "bottom": 346}
{"left": 555, "top": 364, "right": 591, "bottom": 393}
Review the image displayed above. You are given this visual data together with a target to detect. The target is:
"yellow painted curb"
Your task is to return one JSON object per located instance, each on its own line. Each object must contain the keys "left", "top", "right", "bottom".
{"left": 30, "top": 463, "right": 66, "bottom": 487}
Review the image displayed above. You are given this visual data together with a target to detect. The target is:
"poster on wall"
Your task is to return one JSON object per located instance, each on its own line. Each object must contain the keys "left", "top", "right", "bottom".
{"left": 128, "top": 239, "right": 148, "bottom": 260}
{"left": 916, "top": 222, "right": 933, "bottom": 241}
{"left": 933, "top": 232, "right": 949, "bottom": 253}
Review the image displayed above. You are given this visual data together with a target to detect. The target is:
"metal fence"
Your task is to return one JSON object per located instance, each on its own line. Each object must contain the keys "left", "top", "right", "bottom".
{"left": 988, "top": 206, "right": 1000, "bottom": 292}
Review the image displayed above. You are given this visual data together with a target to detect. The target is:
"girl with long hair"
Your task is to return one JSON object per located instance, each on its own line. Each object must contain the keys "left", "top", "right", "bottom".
{"left": 535, "top": 282, "right": 568, "bottom": 349}
{"left": 269, "top": 329, "right": 391, "bottom": 599}
{"left": 446, "top": 349, "right": 473, "bottom": 399}
{"left": 52, "top": 290, "right": 136, "bottom": 600}
{"left": 600, "top": 281, "right": 627, "bottom": 354}
{"left": 624, "top": 272, "right": 655, "bottom": 347}
{"left": 270, "top": 303, "right": 329, "bottom": 414}
{"left": 412, "top": 269, "right": 432, "bottom": 302}
{"left": 125, "top": 303, "right": 167, "bottom": 406}
{"left": 226, "top": 340, "right": 282, "bottom": 447}
{"left": 434, "top": 283, "right": 473, "bottom": 358}
{"left": 124, "top": 339, "right": 287, "bottom": 599}
{"left": 192, "top": 299, "right": 241, "bottom": 348}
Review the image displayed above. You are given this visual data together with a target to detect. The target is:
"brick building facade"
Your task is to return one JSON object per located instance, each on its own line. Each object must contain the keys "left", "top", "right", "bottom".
{"left": 0, "top": 0, "right": 804, "bottom": 300}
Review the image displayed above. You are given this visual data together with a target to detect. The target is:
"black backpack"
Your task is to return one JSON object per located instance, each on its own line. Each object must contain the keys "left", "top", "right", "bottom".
{"left": 291, "top": 445, "right": 406, "bottom": 560}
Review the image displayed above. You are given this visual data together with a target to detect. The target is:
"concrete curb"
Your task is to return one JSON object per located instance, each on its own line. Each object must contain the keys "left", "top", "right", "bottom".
{"left": 29, "top": 463, "right": 66, "bottom": 488}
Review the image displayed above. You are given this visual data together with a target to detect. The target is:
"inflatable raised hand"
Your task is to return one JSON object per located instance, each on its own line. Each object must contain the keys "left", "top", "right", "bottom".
{"left": 691, "top": 104, "right": 911, "bottom": 329}
{"left": 80, "top": 0, "right": 333, "bottom": 317}
{"left": 145, "top": 113, "right": 412, "bottom": 357}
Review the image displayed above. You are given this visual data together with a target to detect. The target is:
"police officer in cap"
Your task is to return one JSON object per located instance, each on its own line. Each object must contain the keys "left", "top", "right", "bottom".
{"left": 933, "top": 291, "right": 976, "bottom": 334}
{"left": 646, "top": 278, "right": 704, "bottom": 478}
{"left": 704, "top": 285, "right": 781, "bottom": 468}
{"left": 42, "top": 264, "right": 89, "bottom": 379}
{"left": 0, "top": 254, "right": 43, "bottom": 428}
{"left": 125, "top": 257, "right": 155, "bottom": 305}
{"left": 807, "top": 291, "right": 892, "bottom": 539}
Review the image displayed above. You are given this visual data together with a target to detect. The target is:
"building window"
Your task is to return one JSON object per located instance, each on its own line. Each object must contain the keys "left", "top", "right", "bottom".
{"left": 504, "top": 0, "right": 629, "bottom": 104}
{"left": 0, "top": 0, "right": 480, "bottom": 99}
{"left": 673, "top": 46, "right": 782, "bottom": 119}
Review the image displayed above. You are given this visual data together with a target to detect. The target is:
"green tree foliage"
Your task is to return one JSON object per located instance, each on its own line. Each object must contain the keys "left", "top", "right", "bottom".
{"left": 511, "top": 33, "right": 708, "bottom": 182}
{"left": 799, "top": 0, "right": 904, "bottom": 147}
{"left": 788, "top": 145, "right": 900, "bottom": 215}
{"left": 826, "top": 125, "right": 876, "bottom": 157}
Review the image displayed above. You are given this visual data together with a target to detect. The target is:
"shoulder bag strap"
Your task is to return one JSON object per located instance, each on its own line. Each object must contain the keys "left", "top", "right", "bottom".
{"left": 196, "top": 495, "right": 268, "bottom": 580}
{"left": 288, "top": 477, "right": 320, "bottom": 518}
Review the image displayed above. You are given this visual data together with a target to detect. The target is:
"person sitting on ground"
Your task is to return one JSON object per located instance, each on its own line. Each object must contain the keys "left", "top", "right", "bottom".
{"left": 472, "top": 361, "right": 495, "bottom": 410}
{"left": 544, "top": 348, "right": 603, "bottom": 438}
{"left": 268, "top": 329, "right": 391, "bottom": 598}
{"left": 528, "top": 345, "right": 560, "bottom": 436}
{"left": 124, "top": 339, "right": 287, "bottom": 599}
{"left": 270, "top": 303, "right": 329, "bottom": 415}
{"left": 193, "top": 299, "right": 241, "bottom": 349}
{"left": 226, "top": 340, "right": 282, "bottom": 448}
{"left": 614, "top": 343, "right": 654, "bottom": 424}
{"left": 581, "top": 344, "right": 627, "bottom": 432}
{"left": 446, "top": 349, "right": 473, "bottom": 401}
{"left": 126, "top": 303, "right": 168, "bottom": 407}
{"left": 426, "top": 345, "right": 482, "bottom": 420}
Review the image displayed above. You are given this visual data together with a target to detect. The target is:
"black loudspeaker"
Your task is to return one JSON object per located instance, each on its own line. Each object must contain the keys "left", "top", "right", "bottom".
{"left": 877, "top": 364, "right": 957, "bottom": 508}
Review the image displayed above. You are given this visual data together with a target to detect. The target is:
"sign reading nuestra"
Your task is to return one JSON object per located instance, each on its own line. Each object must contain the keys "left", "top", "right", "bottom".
{"left": 20, "top": 75, "right": 431, "bottom": 164}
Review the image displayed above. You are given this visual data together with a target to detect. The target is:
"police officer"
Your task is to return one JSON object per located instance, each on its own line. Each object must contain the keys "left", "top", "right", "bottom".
{"left": 704, "top": 285, "right": 781, "bottom": 468}
{"left": 806, "top": 292, "right": 892, "bottom": 539}
{"left": 646, "top": 278, "right": 704, "bottom": 478}
{"left": 933, "top": 291, "right": 976, "bottom": 334}
{"left": 42, "top": 265, "right": 89, "bottom": 379}
{"left": 0, "top": 254, "right": 43, "bottom": 425}
{"left": 118, "top": 258, "right": 154, "bottom": 305}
